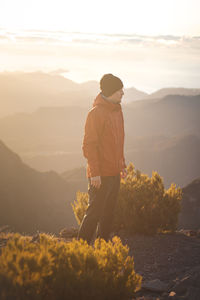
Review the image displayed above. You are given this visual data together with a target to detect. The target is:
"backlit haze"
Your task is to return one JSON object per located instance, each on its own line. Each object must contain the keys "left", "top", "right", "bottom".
{"left": 0, "top": 0, "right": 200, "bottom": 92}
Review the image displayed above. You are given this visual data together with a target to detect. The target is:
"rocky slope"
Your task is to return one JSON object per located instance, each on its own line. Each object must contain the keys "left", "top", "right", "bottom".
{"left": 0, "top": 140, "right": 76, "bottom": 234}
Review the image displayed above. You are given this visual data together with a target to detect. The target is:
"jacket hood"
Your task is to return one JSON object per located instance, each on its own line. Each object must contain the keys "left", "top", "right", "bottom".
{"left": 93, "top": 93, "right": 122, "bottom": 111}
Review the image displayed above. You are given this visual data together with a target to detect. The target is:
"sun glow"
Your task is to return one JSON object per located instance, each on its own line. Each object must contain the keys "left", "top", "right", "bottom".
{"left": 0, "top": 0, "right": 199, "bottom": 92}
{"left": 0, "top": 0, "right": 199, "bottom": 36}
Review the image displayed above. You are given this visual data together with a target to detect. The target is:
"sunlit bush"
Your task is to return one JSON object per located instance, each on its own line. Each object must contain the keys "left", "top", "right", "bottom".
{"left": 115, "top": 163, "right": 182, "bottom": 234}
{"left": 71, "top": 190, "right": 88, "bottom": 225}
{"left": 72, "top": 163, "right": 182, "bottom": 235}
{"left": 0, "top": 233, "right": 141, "bottom": 300}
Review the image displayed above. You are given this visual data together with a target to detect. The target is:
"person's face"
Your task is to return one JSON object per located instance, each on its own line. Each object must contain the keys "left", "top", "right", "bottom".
{"left": 108, "top": 88, "right": 124, "bottom": 104}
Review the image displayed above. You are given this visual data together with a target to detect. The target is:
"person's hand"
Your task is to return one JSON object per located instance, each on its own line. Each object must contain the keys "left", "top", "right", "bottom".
{"left": 90, "top": 176, "right": 101, "bottom": 189}
{"left": 120, "top": 168, "right": 127, "bottom": 179}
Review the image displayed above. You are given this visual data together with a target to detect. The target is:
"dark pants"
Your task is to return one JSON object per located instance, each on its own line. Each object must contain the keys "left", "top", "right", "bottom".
{"left": 78, "top": 174, "right": 120, "bottom": 244}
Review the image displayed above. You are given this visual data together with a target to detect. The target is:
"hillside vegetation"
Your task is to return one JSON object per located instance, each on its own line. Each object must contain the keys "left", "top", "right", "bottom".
{"left": 0, "top": 232, "right": 141, "bottom": 300}
{"left": 73, "top": 163, "right": 182, "bottom": 235}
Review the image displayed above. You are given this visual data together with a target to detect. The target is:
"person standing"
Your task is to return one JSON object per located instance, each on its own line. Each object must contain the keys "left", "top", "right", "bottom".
{"left": 78, "top": 73, "right": 127, "bottom": 244}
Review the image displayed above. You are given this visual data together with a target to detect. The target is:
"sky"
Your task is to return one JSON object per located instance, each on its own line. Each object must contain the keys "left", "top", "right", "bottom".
{"left": 1, "top": 0, "right": 200, "bottom": 35}
{"left": 0, "top": 0, "right": 200, "bottom": 92}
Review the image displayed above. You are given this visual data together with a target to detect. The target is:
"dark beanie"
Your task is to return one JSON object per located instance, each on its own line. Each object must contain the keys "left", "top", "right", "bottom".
{"left": 100, "top": 73, "right": 123, "bottom": 97}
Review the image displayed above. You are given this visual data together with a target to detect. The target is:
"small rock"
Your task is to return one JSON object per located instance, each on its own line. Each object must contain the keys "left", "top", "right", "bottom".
{"left": 169, "top": 291, "right": 176, "bottom": 297}
{"left": 142, "top": 279, "right": 168, "bottom": 293}
{"left": 59, "top": 227, "right": 78, "bottom": 239}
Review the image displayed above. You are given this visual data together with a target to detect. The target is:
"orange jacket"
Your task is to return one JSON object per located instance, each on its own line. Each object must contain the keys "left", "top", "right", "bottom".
{"left": 82, "top": 93, "right": 126, "bottom": 178}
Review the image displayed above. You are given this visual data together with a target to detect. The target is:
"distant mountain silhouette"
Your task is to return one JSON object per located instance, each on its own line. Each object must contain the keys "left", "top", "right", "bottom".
{"left": 0, "top": 140, "right": 76, "bottom": 234}
{"left": 0, "top": 105, "right": 88, "bottom": 154}
{"left": 62, "top": 166, "right": 86, "bottom": 181}
{"left": 125, "top": 95, "right": 200, "bottom": 138}
{"left": 125, "top": 134, "right": 200, "bottom": 188}
{"left": 123, "top": 87, "right": 148, "bottom": 103}
{"left": 148, "top": 87, "right": 200, "bottom": 99}
{"left": 0, "top": 71, "right": 95, "bottom": 117}
{"left": 0, "top": 71, "right": 149, "bottom": 117}
{"left": 1, "top": 71, "right": 200, "bottom": 117}
{"left": 61, "top": 167, "right": 88, "bottom": 192}
{"left": 0, "top": 94, "right": 199, "bottom": 154}
{"left": 179, "top": 178, "right": 200, "bottom": 229}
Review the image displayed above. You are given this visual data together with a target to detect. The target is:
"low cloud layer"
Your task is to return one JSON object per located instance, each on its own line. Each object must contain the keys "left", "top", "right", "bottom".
{"left": 0, "top": 28, "right": 199, "bottom": 92}
{"left": 0, "top": 28, "right": 200, "bottom": 49}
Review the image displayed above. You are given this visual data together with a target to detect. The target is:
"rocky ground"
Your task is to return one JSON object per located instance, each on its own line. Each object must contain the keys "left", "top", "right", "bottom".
{"left": 1, "top": 227, "right": 200, "bottom": 300}
{"left": 60, "top": 228, "right": 200, "bottom": 300}
{"left": 120, "top": 230, "right": 200, "bottom": 300}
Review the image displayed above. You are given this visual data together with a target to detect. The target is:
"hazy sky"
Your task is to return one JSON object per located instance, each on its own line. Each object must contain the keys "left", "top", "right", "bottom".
{"left": 0, "top": 0, "right": 200, "bottom": 92}
{"left": 1, "top": 0, "right": 200, "bottom": 35}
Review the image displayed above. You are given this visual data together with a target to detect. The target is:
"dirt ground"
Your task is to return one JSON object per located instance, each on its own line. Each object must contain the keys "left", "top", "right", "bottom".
{"left": 119, "top": 231, "right": 200, "bottom": 299}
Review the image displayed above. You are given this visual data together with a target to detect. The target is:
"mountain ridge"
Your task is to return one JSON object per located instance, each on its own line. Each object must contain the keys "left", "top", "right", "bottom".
{"left": 0, "top": 71, "right": 200, "bottom": 117}
{"left": 0, "top": 139, "right": 76, "bottom": 234}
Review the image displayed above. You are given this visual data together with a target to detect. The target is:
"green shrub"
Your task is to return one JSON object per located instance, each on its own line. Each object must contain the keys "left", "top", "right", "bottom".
{"left": 72, "top": 163, "right": 182, "bottom": 235}
{"left": 0, "top": 233, "right": 141, "bottom": 300}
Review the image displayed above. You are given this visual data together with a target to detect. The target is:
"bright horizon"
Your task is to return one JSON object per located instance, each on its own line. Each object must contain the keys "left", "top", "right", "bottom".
{"left": 1, "top": 0, "right": 200, "bottom": 36}
{"left": 0, "top": 0, "right": 200, "bottom": 92}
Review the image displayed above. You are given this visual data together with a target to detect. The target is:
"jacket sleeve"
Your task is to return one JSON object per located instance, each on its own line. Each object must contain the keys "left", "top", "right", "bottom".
{"left": 82, "top": 109, "right": 102, "bottom": 177}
